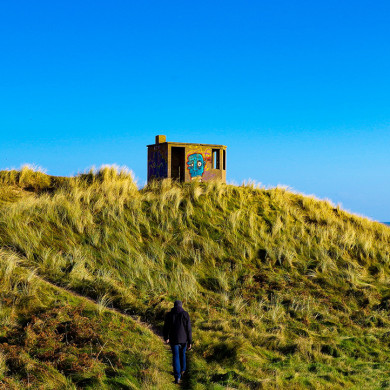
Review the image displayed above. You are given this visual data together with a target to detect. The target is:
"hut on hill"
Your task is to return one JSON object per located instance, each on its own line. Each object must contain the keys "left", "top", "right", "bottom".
{"left": 147, "top": 135, "right": 227, "bottom": 183}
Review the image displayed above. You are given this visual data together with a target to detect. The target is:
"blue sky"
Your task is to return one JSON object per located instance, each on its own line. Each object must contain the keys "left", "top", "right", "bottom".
{"left": 1, "top": 1, "right": 389, "bottom": 220}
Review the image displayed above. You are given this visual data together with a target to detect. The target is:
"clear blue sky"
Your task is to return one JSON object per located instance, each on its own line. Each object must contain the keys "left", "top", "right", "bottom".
{"left": 1, "top": 1, "right": 389, "bottom": 221}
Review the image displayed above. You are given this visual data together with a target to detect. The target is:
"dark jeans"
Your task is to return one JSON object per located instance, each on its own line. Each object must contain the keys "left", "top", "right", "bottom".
{"left": 171, "top": 343, "right": 187, "bottom": 379}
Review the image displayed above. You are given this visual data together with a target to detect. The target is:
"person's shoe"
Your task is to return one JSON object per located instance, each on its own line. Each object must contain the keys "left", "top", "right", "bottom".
{"left": 174, "top": 378, "right": 181, "bottom": 384}
{"left": 180, "top": 371, "right": 185, "bottom": 377}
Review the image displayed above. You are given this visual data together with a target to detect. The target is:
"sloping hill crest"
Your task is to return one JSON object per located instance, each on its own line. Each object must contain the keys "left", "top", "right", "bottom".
{"left": 0, "top": 166, "right": 390, "bottom": 389}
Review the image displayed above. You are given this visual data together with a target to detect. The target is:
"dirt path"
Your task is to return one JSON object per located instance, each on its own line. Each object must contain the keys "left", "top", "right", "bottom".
{"left": 22, "top": 267, "right": 195, "bottom": 389}
{"left": 30, "top": 270, "right": 165, "bottom": 339}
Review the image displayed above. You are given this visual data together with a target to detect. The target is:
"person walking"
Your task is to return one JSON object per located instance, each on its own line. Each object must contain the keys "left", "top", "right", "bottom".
{"left": 163, "top": 300, "right": 192, "bottom": 384}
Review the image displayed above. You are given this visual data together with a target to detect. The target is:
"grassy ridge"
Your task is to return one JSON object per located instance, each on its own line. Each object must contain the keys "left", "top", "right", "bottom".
{"left": 1, "top": 166, "right": 390, "bottom": 389}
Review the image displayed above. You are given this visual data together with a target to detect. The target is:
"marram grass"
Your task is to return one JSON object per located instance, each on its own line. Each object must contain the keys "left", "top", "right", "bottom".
{"left": 0, "top": 166, "right": 390, "bottom": 389}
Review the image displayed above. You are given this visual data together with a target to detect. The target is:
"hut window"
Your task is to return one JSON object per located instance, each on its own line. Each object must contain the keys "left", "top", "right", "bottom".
{"left": 213, "top": 149, "right": 220, "bottom": 169}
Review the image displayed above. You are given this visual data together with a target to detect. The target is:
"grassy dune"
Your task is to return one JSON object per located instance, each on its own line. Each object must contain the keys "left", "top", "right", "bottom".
{"left": 0, "top": 166, "right": 390, "bottom": 389}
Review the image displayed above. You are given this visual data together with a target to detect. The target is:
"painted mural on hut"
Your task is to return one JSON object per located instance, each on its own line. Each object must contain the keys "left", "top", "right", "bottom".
{"left": 185, "top": 146, "right": 216, "bottom": 181}
{"left": 187, "top": 153, "right": 205, "bottom": 178}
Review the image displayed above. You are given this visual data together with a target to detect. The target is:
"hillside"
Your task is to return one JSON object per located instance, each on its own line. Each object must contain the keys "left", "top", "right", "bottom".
{"left": 0, "top": 166, "right": 390, "bottom": 389}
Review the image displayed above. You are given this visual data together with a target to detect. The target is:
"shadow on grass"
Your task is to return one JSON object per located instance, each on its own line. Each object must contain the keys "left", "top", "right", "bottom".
{"left": 180, "top": 349, "right": 196, "bottom": 390}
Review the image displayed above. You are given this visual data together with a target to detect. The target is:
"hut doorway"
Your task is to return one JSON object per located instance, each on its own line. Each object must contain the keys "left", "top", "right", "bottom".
{"left": 171, "top": 147, "right": 185, "bottom": 182}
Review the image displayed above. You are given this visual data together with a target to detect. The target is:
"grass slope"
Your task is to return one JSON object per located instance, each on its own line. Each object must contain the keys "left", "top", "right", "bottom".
{"left": 0, "top": 166, "right": 390, "bottom": 389}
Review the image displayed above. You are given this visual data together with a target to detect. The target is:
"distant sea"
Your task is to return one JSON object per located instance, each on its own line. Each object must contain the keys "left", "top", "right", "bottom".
{"left": 383, "top": 222, "right": 390, "bottom": 226}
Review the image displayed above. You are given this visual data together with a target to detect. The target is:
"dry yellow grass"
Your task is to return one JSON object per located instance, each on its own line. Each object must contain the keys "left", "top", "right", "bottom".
{"left": 0, "top": 166, "right": 390, "bottom": 388}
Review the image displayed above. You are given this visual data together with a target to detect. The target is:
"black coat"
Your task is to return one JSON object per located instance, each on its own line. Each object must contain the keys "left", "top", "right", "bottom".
{"left": 163, "top": 307, "right": 192, "bottom": 345}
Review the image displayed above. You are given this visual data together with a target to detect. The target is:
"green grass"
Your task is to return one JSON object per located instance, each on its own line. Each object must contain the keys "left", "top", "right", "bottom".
{"left": 1, "top": 165, "right": 390, "bottom": 389}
